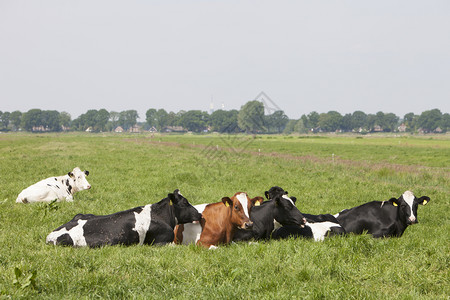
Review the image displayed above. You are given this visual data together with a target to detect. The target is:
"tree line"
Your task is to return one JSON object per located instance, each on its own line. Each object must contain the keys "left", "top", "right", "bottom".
{"left": 0, "top": 102, "right": 448, "bottom": 134}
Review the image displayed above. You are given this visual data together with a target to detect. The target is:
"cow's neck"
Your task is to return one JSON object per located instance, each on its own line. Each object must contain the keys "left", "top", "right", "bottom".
{"left": 152, "top": 198, "right": 176, "bottom": 228}
{"left": 395, "top": 207, "right": 409, "bottom": 236}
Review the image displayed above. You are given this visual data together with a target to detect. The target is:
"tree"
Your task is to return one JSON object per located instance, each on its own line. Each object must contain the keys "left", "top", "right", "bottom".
{"left": 238, "top": 101, "right": 266, "bottom": 133}
{"left": 42, "top": 110, "right": 61, "bottom": 131}
{"left": 341, "top": 113, "right": 353, "bottom": 132}
{"left": 266, "top": 110, "right": 289, "bottom": 133}
{"left": 417, "top": 109, "right": 442, "bottom": 132}
{"left": 1, "top": 111, "right": 10, "bottom": 129}
{"left": 294, "top": 119, "right": 308, "bottom": 134}
{"left": 283, "top": 119, "right": 296, "bottom": 134}
{"left": 179, "top": 110, "right": 208, "bottom": 132}
{"left": 308, "top": 111, "right": 320, "bottom": 129}
{"left": 96, "top": 109, "right": 110, "bottom": 132}
{"left": 21, "top": 109, "right": 42, "bottom": 131}
{"left": 119, "top": 110, "right": 139, "bottom": 130}
{"left": 210, "top": 109, "right": 239, "bottom": 133}
{"left": 59, "top": 112, "right": 71, "bottom": 130}
{"left": 352, "top": 111, "right": 367, "bottom": 131}
{"left": 318, "top": 111, "right": 342, "bottom": 132}
{"left": 10, "top": 111, "right": 22, "bottom": 131}
{"left": 403, "top": 112, "right": 416, "bottom": 132}
{"left": 109, "top": 111, "right": 120, "bottom": 130}
{"left": 384, "top": 113, "right": 399, "bottom": 132}
{"left": 146, "top": 109, "right": 157, "bottom": 127}
{"left": 155, "top": 109, "right": 169, "bottom": 131}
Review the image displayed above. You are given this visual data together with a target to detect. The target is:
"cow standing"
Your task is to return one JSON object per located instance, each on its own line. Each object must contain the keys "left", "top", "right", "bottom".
{"left": 16, "top": 167, "right": 91, "bottom": 203}
{"left": 335, "top": 191, "right": 430, "bottom": 238}
{"left": 46, "top": 189, "right": 201, "bottom": 247}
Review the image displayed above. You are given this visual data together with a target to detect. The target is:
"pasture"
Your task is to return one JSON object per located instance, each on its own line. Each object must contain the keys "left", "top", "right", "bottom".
{"left": 0, "top": 133, "right": 448, "bottom": 299}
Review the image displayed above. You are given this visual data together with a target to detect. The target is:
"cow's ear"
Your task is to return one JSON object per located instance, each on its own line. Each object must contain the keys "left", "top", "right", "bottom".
{"left": 416, "top": 196, "right": 430, "bottom": 206}
{"left": 290, "top": 196, "right": 297, "bottom": 204}
{"left": 251, "top": 196, "right": 264, "bottom": 207}
{"left": 222, "top": 197, "right": 232, "bottom": 208}
{"left": 68, "top": 172, "right": 74, "bottom": 178}
{"left": 264, "top": 191, "right": 269, "bottom": 199}
{"left": 84, "top": 170, "right": 89, "bottom": 176}
{"left": 389, "top": 197, "right": 400, "bottom": 207}
{"left": 168, "top": 193, "right": 177, "bottom": 205}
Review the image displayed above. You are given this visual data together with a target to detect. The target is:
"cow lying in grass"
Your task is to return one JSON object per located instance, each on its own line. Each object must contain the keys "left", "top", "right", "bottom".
{"left": 16, "top": 167, "right": 91, "bottom": 203}
{"left": 267, "top": 186, "right": 345, "bottom": 241}
{"left": 174, "top": 192, "right": 262, "bottom": 249}
{"left": 46, "top": 189, "right": 201, "bottom": 247}
{"left": 233, "top": 187, "right": 306, "bottom": 242}
{"left": 335, "top": 191, "right": 430, "bottom": 238}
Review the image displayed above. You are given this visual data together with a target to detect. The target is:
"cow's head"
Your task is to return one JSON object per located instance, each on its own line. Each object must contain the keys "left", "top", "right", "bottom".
{"left": 222, "top": 192, "right": 254, "bottom": 230}
{"left": 169, "top": 189, "right": 202, "bottom": 224}
{"left": 265, "top": 186, "right": 306, "bottom": 227}
{"left": 68, "top": 167, "right": 91, "bottom": 192}
{"left": 389, "top": 191, "right": 430, "bottom": 225}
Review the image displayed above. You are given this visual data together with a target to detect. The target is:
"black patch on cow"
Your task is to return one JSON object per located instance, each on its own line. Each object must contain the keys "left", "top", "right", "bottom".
{"left": 66, "top": 179, "right": 69, "bottom": 186}
{"left": 54, "top": 178, "right": 57, "bottom": 181}
{"left": 47, "top": 184, "right": 51, "bottom": 187}
{"left": 67, "top": 185, "right": 72, "bottom": 194}
{"left": 56, "top": 234, "right": 74, "bottom": 246}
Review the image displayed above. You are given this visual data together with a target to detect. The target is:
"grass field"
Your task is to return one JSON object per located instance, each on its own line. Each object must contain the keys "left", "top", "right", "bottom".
{"left": 0, "top": 133, "right": 448, "bottom": 299}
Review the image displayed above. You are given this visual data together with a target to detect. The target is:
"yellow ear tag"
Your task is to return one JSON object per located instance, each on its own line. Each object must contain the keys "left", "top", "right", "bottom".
{"left": 225, "top": 202, "right": 229, "bottom": 207}
{"left": 255, "top": 201, "right": 261, "bottom": 206}
{"left": 393, "top": 202, "right": 398, "bottom": 207}
{"left": 423, "top": 200, "right": 428, "bottom": 205}
{"left": 169, "top": 200, "right": 173, "bottom": 206}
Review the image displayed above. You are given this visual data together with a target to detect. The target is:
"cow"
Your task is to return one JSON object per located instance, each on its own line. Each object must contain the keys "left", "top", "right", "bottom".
{"left": 46, "top": 189, "right": 202, "bottom": 247}
{"left": 174, "top": 193, "right": 263, "bottom": 247}
{"left": 335, "top": 191, "right": 430, "bottom": 238}
{"left": 16, "top": 167, "right": 91, "bottom": 203}
{"left": 181, "top": 192, "right": 262, "bottom": 249}
{"left": 233, "top": 187, "right": 306, "bottom": 242}
{"left": 266, "top": 187, "right": 345, "bottom": 241}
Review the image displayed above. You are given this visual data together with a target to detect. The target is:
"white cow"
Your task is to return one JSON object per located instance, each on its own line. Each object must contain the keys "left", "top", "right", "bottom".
{"left": 16, "top": 167, "right": 91, "bottom": 203}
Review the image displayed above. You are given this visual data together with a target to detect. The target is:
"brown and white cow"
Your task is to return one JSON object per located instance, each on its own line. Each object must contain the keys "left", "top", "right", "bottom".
{"left": 16, "top": 167, "right": 91, "bottom": 203}
{"left": 174, "top": 192, "right": 263, "bottom": 249}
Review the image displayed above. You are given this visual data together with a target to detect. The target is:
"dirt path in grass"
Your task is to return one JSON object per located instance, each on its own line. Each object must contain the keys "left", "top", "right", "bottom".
{"left": 123, "top": 138, "right": 449, "bottom": 177}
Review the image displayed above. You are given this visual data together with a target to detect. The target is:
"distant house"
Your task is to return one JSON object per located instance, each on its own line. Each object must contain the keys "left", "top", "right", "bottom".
{"left": 148, "top": 126, "right": 158, "bottom": 133}
{"left": 373, "top": 125, "right": 383, "bottom": 132}
{"left": 398, "top": 123, "right": 407, "bottom": 132}
{"left": 85, "top": 127, "right": 93, "bottom": 132}
{"left": 32, "top": 126, "right": 49, "bottom": 132}
{"left": 129, "top": 125, "right": 141, "bottom": 133}
{"left": 114, "top": 126, "right": 124, "bottom": 133}
{"left": 163, "top": 126, "right": 186, "bottom": 133}
{"left": 434, "top": 127, "right": 443, "bottom": 133}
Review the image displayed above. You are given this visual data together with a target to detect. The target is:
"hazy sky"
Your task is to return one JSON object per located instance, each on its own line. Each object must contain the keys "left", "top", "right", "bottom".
{"left": 1, "top": 1, "right": 449, "bottom": 121}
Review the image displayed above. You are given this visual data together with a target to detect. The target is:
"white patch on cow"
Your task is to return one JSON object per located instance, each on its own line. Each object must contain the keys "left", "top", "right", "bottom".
{"left": 194, "top": 204, "right": 208, "bottom": 214}
{"left": 46, "top": 219, "right": 88, "bottom": 247}
{"left": 273, "top": 220, "right": 282, "bottom": 230}
{"left": 181, "top": 222, "right": 203, "bottom": 245}
{"left": 307, "top": 222, "right": 341, "bottom": 242}
{"left": 236, "top": 193, "right": 250, "bottom": 218}
{"left": 209, "top": 245, "right": 218, "bottom": 250}
{"left": 403, "top": 190, "right": 416, "bottom": 221}
{"left": 282, "top": 195, "right": 295, "bottom": 206}
{"left": 133, "top": 205, "right": 152, "bottom": 245}
{"left": 333, "top": 213, "right": 340, "bottom": 218}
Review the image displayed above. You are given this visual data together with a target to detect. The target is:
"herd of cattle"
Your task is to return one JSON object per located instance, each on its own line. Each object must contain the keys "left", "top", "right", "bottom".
{"left": 16, "top": 167, "right": 431, "bottom": 249}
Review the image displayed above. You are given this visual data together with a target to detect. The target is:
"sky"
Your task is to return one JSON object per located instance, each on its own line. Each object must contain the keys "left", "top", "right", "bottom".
{"left": 0, "top": 1, "right": 449, "bottom": 121}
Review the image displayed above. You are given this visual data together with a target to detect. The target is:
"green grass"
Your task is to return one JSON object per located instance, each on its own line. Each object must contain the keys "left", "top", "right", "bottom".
{"left": 0, "top": 133, "right": 449, "bottom": 299}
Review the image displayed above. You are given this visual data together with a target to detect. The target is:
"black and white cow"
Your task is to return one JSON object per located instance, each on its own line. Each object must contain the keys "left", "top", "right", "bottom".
{"left": 16, "top": 167, "right": 91, "bottom": 203}
{"left": 268, "top": 187, "right": 345, "bottom": 241}
{"left": 46, "top": 189, "right": 202, "bottom": 247}
{"left": 233, "top": 187, "right": 306, "bottom": 242}
{"left": 335, "top": 191, "right": 430, "bottom": 238}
